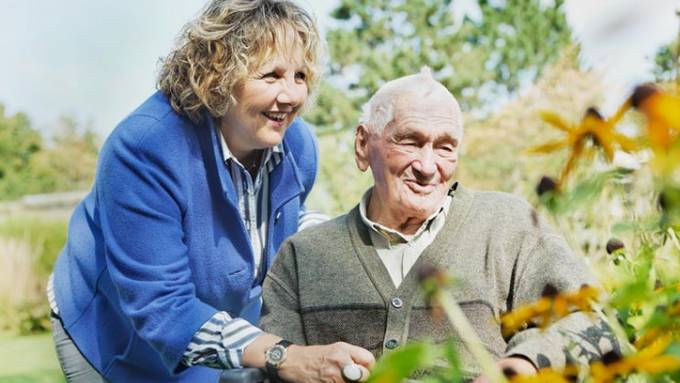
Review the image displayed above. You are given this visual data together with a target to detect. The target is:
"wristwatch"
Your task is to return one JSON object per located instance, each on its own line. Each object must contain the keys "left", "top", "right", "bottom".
{"left": 264, "top": 339, "right": 293, "bottom": 382}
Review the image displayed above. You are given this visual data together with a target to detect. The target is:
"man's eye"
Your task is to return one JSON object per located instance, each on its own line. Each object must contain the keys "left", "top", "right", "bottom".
{"left": 399, "top": 140, "right": 418, "bottom": 147}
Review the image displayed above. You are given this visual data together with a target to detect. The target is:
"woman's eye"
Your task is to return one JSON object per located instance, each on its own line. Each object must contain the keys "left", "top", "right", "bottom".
{"left": 260, "top": 72, "right": 278, "bottom": 80}
{"left": 295, "top": 72, "right": 307, "bottom": 81}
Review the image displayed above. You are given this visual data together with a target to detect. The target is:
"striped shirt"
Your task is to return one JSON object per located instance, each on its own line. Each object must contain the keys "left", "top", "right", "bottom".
{"left": 47, "top": 125, "right": 328, "bottom": 370}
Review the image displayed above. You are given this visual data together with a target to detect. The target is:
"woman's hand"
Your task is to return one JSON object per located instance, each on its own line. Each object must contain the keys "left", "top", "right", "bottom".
{"left": 278, "top": 342, "right": 375, "bottom": 383}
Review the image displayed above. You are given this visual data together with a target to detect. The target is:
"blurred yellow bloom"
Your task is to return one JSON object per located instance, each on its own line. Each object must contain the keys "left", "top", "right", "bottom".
{"left": 527, "top": 102, "right": 635, "bottom": 186}
{"left": 591, "top": 334, "right": 680, "bottom": 383}
{"left": 508, "top": 365, "right": 579, "bottom": 383}
{"left": 632, "top": 84, "right": 680, "bottom": 149}
{"left": 500, "top": 285, "right": 598, "bottom": 338}
{"left": 631, "top": 84, "right": 680, "bottom": 177}
{"left": 634, "top": 299, "right": 680, "bottom": 349}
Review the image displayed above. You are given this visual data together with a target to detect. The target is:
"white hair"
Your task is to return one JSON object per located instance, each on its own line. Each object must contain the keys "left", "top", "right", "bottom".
{"left": 358, "top": 67, "right": 463, "bottom": 141}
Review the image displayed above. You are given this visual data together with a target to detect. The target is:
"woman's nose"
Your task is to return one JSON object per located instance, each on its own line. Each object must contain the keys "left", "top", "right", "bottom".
{"left": 276, "top": 79, "right": 307, "bottom": 107}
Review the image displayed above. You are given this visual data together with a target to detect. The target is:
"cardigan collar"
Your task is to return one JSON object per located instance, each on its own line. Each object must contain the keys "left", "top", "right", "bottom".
{"left": 358, "top": 187, "right": 452, "bottom": 246}
{"left": 346, "top": 184, "right": 474, "bottom": 306}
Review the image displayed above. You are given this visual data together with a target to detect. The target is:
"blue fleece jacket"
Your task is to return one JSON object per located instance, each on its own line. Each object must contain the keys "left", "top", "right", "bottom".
{"left": 52, "top": 92, "right": 318, "bottom": 382}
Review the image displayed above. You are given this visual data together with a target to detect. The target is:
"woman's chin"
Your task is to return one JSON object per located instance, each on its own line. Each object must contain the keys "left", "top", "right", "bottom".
{"left": 254, "top": 131, "right": 286, "bottom": 149}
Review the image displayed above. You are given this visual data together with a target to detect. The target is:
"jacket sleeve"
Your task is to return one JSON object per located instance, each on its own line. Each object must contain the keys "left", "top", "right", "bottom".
{"left": 286, "top": 118, "right": 319, "bottom": 206}
{"left": 503, "top": 218, "right": 620, "bottom": 369}
{"left": 96, "top": 116, "right": 217, "bottom": 373}
{"left": 260, "top": 240, "right": 307, "bottom": 344}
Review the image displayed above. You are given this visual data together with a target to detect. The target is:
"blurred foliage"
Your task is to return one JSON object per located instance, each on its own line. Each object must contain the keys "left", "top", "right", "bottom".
{"left": 304, "top": 0, "right": 571, "bottom": 134}
{"left": 0, "top": 106, "right": 42, "bottom": 200}
{"left": 654, "top": 38, "right": 679, "bottom": 83}
{"left": 0, "top": 107, "right": 99, "bottom": 201}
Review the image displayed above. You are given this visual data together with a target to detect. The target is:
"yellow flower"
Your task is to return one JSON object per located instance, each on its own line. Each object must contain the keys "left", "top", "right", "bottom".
{"left": 634, "top": 299, "right": 680, "bottom": 349}
{"left": 632, "top": 84, "right": 680, "bottom": 149}
{"left": 591, "top": 334, "right": 680, "bottom": 383}
{"left": 631, "top": 84, "right": 680, "bottom": 177}
{"left": 527, "top": 102, "right": 635, "bottom": 186}
{"left": 508, "top": 365, "right": 579, "bottom": 383}
{"left": 500, "top": 285, "right": 598, "bottom": 338}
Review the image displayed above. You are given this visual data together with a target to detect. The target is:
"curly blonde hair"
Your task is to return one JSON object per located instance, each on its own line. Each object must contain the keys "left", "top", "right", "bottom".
{"left": 157, "top": 0, "right": 322, "bottom": 122}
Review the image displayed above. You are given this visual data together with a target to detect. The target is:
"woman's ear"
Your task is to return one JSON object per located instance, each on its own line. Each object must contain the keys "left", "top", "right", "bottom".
{"left": 355, "top": 124, "right": 371, "bottom": 172}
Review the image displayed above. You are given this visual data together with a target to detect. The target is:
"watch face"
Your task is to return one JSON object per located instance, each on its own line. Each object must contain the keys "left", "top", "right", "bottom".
{"left": 266, "top": 345, "right": 286, "bottom": 366}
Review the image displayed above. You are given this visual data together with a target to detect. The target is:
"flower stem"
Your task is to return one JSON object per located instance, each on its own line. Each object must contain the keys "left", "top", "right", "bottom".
{"left": 436, "top": 291, "right": 507, "bottom": 382}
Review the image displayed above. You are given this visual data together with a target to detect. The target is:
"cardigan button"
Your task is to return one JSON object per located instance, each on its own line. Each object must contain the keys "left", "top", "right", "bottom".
{"left": 391, "top": 297, "right": 403, "bottom": 308}
{"left": 385, "top": 339, "right": 399, "bottom": 349}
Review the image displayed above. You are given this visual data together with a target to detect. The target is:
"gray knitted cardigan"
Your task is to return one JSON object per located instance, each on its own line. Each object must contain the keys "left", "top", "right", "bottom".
{"left": 261, "top": 186, "right": 618, "bottom": 377}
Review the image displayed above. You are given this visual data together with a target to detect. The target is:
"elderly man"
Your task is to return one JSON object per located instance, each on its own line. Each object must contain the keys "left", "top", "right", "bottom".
{"left": 260, "top": 69, "right": 617, "bottom": 380}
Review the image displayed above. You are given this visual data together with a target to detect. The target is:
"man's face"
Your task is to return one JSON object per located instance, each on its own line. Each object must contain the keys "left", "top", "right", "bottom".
{"left": 356, "top": 94, "right": 461, "bottom": 223}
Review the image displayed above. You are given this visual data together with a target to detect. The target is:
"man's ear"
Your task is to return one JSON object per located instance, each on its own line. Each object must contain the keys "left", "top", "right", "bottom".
{"left": 355, "top": 124, "right": 370, "bottom": 172}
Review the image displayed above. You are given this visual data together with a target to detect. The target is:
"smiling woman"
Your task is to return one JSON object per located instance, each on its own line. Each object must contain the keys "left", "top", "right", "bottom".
{"left": 46, "top": 1, "right": 374, "bottom": 382}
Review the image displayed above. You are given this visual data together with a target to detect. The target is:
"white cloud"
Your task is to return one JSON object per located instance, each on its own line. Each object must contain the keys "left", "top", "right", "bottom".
{"left": 565, "top": 0, "right": 680, "bottom": 114}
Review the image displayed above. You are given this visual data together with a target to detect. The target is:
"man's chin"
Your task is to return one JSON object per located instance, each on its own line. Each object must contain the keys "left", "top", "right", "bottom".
{"left": 401, "top": 201, "right": 439, "bottom": 220}
{"left": 401, "top": 193, "right": 446, "bottom": 216}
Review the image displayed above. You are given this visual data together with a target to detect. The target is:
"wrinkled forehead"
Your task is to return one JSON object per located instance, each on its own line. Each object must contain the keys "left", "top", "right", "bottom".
{"left": 389, "top": 91, "right": 462, "bottom": 138}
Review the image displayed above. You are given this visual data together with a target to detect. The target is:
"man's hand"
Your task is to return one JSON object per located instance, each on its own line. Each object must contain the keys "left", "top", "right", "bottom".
{"left": 471, "top": 357, "right": 538, "bottom": 382}
{"left": 278, "top": 342, "right": 375, "bottom": 383}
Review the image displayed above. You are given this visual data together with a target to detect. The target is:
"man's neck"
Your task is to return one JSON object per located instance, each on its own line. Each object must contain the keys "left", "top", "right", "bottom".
{"left": 366, "top": 194, "right": 434, "bottom": 236}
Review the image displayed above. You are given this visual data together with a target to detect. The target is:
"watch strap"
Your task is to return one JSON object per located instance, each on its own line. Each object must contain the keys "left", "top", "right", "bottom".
{"left": 265, "top": 339, "right": 293, "bottom": 382}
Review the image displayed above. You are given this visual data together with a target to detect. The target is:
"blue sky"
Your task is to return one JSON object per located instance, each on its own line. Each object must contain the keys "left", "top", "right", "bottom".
{"left": 0, "top": 0, "right": 677, "bottom": 137}
{"left": 0, "top": 0, "right": 335, "bottom": 136}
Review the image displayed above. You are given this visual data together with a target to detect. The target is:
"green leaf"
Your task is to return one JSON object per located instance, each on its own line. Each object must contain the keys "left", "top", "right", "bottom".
{"left": 666, "top": 342, "right": 680, "bottom": 358}
{"left": 367, "top": 342, "right": 440, "bottom": 383}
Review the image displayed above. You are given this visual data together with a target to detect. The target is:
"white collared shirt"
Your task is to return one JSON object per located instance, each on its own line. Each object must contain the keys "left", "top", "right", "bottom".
{"left": 359, "top": 188, "right": 452, "bottom": 288}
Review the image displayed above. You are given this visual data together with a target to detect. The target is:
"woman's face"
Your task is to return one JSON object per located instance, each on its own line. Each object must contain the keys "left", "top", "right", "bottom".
{"left": 220, "top": 44, "right": 308, "bottom": 161}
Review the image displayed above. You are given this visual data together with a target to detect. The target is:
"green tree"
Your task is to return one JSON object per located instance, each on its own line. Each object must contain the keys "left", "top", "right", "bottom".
{"left": 654, "top": 39, "right": 679, "bottom": 83}
{"left": 28, "top": 116, "right": 99, "bottom": 193}
{"left": 0, "top": 105, "right": 100, "bottom": 200}
{"left": 0, "top": 105, "right": 43, "bottom": 200}
{"left": 307, "top": 0, "right": 571, "bottom": 133}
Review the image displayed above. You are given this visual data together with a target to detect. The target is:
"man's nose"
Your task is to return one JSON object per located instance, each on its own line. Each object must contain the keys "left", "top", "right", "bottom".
{"left": 412, "top": 147, "right": 437, "bottom": 178}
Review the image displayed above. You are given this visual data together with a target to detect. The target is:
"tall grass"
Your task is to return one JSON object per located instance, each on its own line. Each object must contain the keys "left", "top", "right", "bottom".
{"left": 0, "top": 216, "right": 67, "bottom": 334}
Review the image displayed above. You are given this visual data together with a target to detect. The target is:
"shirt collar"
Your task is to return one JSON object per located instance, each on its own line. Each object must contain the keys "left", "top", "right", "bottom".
{"left": 359, "top": 187, "right": 452, "bottom": 246}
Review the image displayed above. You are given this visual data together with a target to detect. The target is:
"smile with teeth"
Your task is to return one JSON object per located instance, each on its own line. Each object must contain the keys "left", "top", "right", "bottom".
{"left": 262, "top": 111, "right": 287, "bottom": 122}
